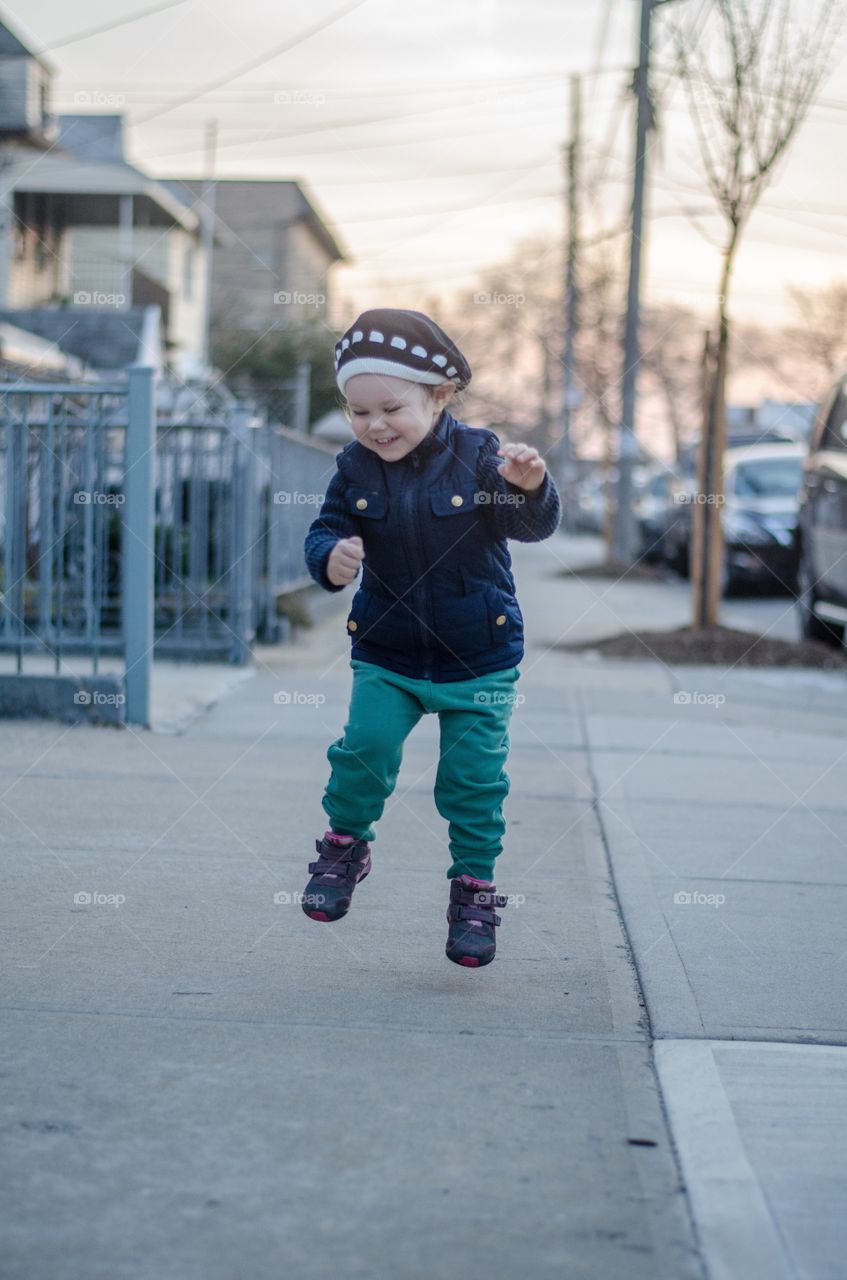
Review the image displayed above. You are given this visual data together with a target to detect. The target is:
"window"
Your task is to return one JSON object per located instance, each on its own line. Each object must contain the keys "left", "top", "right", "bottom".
{"left": 732, "top": 457, "right": 804, "bottom": 499}
{"left": 823, "top": 387, "right": 847, "bottom": 451}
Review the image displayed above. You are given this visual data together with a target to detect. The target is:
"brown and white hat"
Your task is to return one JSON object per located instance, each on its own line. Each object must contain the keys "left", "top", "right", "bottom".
{"left": 334, "top": 308, "right": 472, "bottom": 395}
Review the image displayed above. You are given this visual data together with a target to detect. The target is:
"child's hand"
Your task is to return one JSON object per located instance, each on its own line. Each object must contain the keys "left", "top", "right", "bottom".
{"left": 496, "top": 443, "right": 547, "bottom": 492}
{"left": 327, "top": 535, "right": 365, "bottom": 587}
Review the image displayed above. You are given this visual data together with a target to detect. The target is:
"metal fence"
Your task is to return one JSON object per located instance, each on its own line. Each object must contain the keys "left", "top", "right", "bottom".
{"left": 150, "top": 409, "right": 336, "bottom": 662}
{"left": 0, "top": 369, "right": 155, "bottom": 724}
{"left": 0, "top": 368, "right": 337, "bottom": 725}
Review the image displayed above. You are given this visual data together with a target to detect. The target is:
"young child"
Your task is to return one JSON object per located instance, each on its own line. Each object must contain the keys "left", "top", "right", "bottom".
{"left": 302, "top": 307, "right": 561, "bottom": 967}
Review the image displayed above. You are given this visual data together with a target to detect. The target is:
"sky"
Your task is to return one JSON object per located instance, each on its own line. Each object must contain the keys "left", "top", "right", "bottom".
{"left": 8, "top": 0, "right": 847, "bottom": 339}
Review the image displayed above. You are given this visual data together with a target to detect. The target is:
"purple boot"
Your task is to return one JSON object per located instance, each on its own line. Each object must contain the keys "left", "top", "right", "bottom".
{"left": 302, "top": 830, "right": 372, "bottom": 923}
{"left": 446, "top": 874, "right": 508, "bottom": 968}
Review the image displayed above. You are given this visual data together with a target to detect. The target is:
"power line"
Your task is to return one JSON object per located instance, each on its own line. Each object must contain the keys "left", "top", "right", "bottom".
{"left": 54, "top": 67, "right": 627, "bottom": 97}
{"left": 586, "top": 0, "right": 617, "bottom": 116}
{"left": 127, "top": 77, "right": 601, "bottom": 158}
{"left": 131, "top": 103, "right": 576, "bottom": 163}
{"left": 136, "top": 0, "right": 372, "bottom": 124}
{"left": 37, "top": 0, "right": 190, "bottom": 52}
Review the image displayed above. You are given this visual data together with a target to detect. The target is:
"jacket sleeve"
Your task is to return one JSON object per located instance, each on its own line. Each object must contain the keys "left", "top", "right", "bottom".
{"left": 303, "top": 466, "right": 358, "bottom": 593}
{"left": 475, "top": 431, "right": 562, "bottom": 542}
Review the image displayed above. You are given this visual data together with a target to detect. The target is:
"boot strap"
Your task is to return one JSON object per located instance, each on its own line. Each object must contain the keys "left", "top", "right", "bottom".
{"left": 308, "top": 853, "right": 368, "bottom": 878}
{"left": 448, "top": 903, "right": 502, "bottom": 927}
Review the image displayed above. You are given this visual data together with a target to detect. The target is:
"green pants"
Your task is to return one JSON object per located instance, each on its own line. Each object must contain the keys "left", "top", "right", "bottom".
{"left": 322, "top": 658, "right": 521, "bottom": 882}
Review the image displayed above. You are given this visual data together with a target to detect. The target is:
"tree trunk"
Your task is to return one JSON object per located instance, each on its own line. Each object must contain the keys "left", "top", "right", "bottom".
{"left": 692, "top": 230, "right": 736, "bottom": 630}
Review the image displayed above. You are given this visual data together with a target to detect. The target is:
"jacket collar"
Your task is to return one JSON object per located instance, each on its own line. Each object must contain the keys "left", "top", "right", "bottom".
{"left": 401, "top": 408, "right": 451, "bottom": 464}
{"left": 340, "top": 408, "right": 453, "bottom": 478}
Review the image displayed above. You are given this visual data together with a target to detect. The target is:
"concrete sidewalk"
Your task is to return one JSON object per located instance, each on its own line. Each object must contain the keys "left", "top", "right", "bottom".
{"left": 0, "top": 534, "right": 701, "bottom": 1280}
{"left": 2, "top": 530, "right": 844, "bottom": 1277}
{"left": 518, "top": 531, "right": 847, "bottom": 1280}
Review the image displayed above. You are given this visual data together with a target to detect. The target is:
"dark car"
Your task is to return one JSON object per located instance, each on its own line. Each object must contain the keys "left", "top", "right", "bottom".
{"left": 660, "top": 471, "right": 697, "bottom": 575}
{"left": 662, "top": 444, "right": 804, "bottom": 594}
{"left": 720, "top": 445, "right": 804, "bottom": 595}
{"left": 634, "top": 465, "right": 678, "bottom": 562}
{"left": 795, "top": 373, "right": 847, "bottom": 646}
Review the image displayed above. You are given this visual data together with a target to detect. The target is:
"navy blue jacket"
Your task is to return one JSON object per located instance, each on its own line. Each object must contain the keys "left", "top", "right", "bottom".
{"left": 304, "top": 408, "right": 562, "bottom": 681}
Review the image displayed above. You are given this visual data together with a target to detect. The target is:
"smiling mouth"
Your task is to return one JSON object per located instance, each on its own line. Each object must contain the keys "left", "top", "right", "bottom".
{"left": 372, "top": 435, "right": 400, "bottom": 447}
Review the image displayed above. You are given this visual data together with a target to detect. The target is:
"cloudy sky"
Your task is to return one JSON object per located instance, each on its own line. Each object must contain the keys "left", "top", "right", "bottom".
{"left": 10, "top": 0, "right": 847, "bottom": 331}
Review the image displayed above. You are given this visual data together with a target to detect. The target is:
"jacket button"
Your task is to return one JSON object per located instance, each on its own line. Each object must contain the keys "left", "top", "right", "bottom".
{"left": 356, "top": 498, "right": 368, "bottom": 509}
{"left": 451, "top": 494, "right": 463, "bottom": 506}
{"left": 348, "top": 620, "right": 358, "bottom": 631}
{"left": 495, "top": 614, "right": 507, "bottom": 626}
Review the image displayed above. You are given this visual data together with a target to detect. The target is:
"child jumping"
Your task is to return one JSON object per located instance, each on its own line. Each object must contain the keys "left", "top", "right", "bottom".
{"left": 302, "top": 307, "right": 561, "bottom": 967}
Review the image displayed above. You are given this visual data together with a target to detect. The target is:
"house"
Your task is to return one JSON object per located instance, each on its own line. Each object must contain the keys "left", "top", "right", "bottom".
{"left": 0, "top": 12, "right": 347, "bottom": 384}
{"left": 164, "top": 178, "right": 347, "bottom": 337}
{"left": 0, "top": 15, "right": 209, "bottom": 378}
{"left": 0, "top": 14, "right": 54, "bottom": 146}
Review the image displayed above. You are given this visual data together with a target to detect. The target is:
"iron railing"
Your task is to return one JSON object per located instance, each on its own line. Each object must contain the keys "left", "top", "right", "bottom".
{"left": 0, "top": 367, "right": 337, "bottom": 723}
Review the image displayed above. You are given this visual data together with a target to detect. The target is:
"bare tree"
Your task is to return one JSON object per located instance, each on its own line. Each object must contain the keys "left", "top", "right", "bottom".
{"left": 672, "top": 0, "right": 845, "bottom": 628}
{"left": 786, "top": 281, "right": 847, "bottom": 392}
{"left": 641, "top": 305, "right": 704, "bottom": 465}
{"left": 449, "top": 233, "right": 562, "bottom": 442}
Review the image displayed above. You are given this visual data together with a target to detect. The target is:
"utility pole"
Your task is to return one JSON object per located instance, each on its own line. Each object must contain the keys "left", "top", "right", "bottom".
{"left": 200, "top": 119, "right": 218, "bottom": 373}
{"left": 612, "top": 0, "right": 679, "bottom": 561}
{"left": 560, "top": 74, "right": 581, "bottom": 531}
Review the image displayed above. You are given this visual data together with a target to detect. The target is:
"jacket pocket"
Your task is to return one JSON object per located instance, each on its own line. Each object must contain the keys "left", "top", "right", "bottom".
{"left": 459, "top": 567, "right": 524, "bottom": 647}
{"left": 429, "top": 478, "right": 484, "bottom": 518}
{"left": 346, "top": 585, "right": 417, "bottom": 650}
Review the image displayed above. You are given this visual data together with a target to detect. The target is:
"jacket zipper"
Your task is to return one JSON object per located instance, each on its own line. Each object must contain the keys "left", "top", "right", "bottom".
{"left": 404, "top": 451, "right": 436, "bottom": 680}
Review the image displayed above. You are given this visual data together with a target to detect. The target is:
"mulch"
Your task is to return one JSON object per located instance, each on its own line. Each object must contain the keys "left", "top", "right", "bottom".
{"left": 555, "top": 560, "right": 668, "bottom": 582}
{"left": 558, "top": 625, "right": 847, "bottom": 669}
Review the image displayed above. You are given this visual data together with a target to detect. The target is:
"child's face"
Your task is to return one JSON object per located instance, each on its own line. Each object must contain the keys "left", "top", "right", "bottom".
{"left": 344, "top": 373, "right": 445, "bottom": 460}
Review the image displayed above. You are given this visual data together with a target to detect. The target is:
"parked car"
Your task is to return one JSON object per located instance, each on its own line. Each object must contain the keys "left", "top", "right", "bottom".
{"left": 662, "top": 444, "right": 805, "bottom": 594}
{"left": 795, "top": 372, "right": 847, "bottom": 646}
{"left": 720, "top": 444, "right": 804, "bottom": 595}
{"left": 574, "top": 474, "right": 608, "bottom": 534}
{"left": 634, "top": 465, "right": 680, "bottom": 562}
{"left": 661, "top": 471, "right": 697, "bottom": 576}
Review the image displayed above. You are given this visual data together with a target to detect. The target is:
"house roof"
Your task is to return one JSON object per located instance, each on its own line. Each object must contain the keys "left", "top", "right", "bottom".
{"left": 165, "top": 176, "right": 348, "bottom": 263}
{"left": 0, "top": 306, "right": 150, "bottom": 371}
{"left": 3, "top": 146, "right": 200, "bottom": 231}
{"left": 0, "top": 16, "right": 54, "bottom": 72}
{"left": 0, "top": 321, "right": 87, "bottom": 376}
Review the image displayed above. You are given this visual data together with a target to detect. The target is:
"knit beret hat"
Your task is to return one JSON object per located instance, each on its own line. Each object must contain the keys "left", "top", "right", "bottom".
{"left": 334, "top": 307, "right": 472, "bottom": 395}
